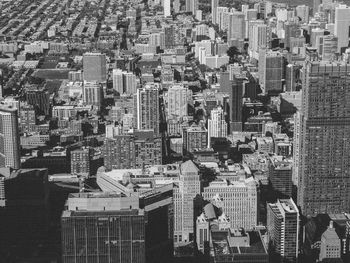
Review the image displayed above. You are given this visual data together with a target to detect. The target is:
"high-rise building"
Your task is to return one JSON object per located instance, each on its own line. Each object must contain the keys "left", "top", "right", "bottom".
{"left": 136, "top": 83, "right": 160, "bottom": 135}
{"left": 298, "top": 60, "right": 350, "bottom": 215}
{"left": 113, "top": 70, "right": 137, "bottom": 95}
{"left": 319, "top": 221, "right": 341, "bottom": 261}
{"left": 183, "top": 124, "right": 207, "bottom": 154}
{"left": 316, "top": 35, "right": 338, "bottom": 61}
{"left": 112, "top": 69, "right": 123, "bottom": 93}
{"left": 0, "top": 168, "right": 49, "bottom": 260}
{"left": 248, "top": 21, "right": 269, "bottom": 60}
{"left": 267, "top": 199, "right": 299, "bottom": 263}
{"left": 83, "top": 82, "right": 103, "bottom": 107}
{"left": 167, "top": 84, "right": 189, "bottom": 119}
{"left": 133, "top": 130, "right": 162, "bottom": 168}
{"left": 83, "top": 53, "right": 107, "bottom": 82}
{"left": 230, "top": 74, "right": 244, "bottom": 132}
{"left": 269, "top": 156, "right": 293, "bottom": 198}
{"left": 164, "top": 25, "right": 175, "bottom": 49}
{"left": 174, "top": 160, "right": 201, "bottom": 243}
{"left": 335, "top": 5, "right": 350, "bottom": 52}
{"left": 212, "top": 0, "right": 219, "bottom": 24}
{"left": 296, "top": 5, "right": 310, "bottom": 23}
{"left": 258, "top": 49, "right": 284, "bottom": 94}
{"left": 0, "top": 104, "right": 20, "bottom": 169}
{"left": 61, "top": 187, "right": 174, "bottom": 263}
{"left": 20, "top": 103, "right": 36, "bottom": 132}
{"left": 70, "top": 147, "right": 93, "bottom": 177}
{"left": 228, "top": 12, "right": 245, "bottom": 41}
{"left": 203, "top": 177, "right": 257, "bottom": 230}
{"left": 208, "top": 106, "right": 227, "bottom": 147}
{"left": 163, "top": 0, "right": 171, "bottom": 17}
{"left": 26, "top": 88, "right": 51, "bottom": 116}
{"left": 185, "top": 0, "right": 197, "bottom": 14}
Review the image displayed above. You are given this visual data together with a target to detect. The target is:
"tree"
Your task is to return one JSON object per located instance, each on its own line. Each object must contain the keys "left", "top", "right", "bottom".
{"left": 227, "top": 46, "right": 240, "bottom": 64}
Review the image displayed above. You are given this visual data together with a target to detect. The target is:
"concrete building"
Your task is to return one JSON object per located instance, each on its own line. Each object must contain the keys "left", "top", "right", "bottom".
{"left": 71, "top": 147, "right": 93, "bottom": 177}
{"left": 228, "top": 12, "right": 245, "bottom": 41}
{"left": 0, "top": 104, "right": 20, "bottom": 169}
{"left": 267, "top": 199, "right": 299, "bottom": 263}
{"left": 316, "top": 35, "right": 338, "bottom": 61}
{"left": 83, "top": 53, "right": 107, "bottom": 82}
{"left": 298, "top": 60, "right": 350, "bottom": 215}
{"left": 83, "top": 82, "right": 103, "bottom": 107}
{"left": 167, "top": 84, "right": 189, "bottom": 119}
{"left": 136, "top": 83, "right": 160, "bottom": 135}
{"left": 335, "top": 5, "right": 350, "bottom": 52}
{"left": 258, "top": 49, "right": 284, "bottom": 94}
{"left": 61, "top": 187, "right": 174, "bottom": 263}
{"left": 185, "top": 0, "right": 198, "bottom": 14}
{"left": 183, "top": 124, "right": 208, "bottom": 154}
{"left": 256, "top": 137, "right": 274, "bottom": 153}
{"left": 163, "top": 0, "right": 171, "bottom": 17}
{"left": 296, "top": 5, "right": 310, "bottom": 23}
{"left": 249, "top": 21, "right": 270, "bottom": 60}
{"left": 202, "top": 177, "right": 257, "bottom": 230}
{"left": 319, "top": 221, "right": 342, "bottom": 261}
{"left": 212, "top": 0, "right": 219, "bottom": 24}
{"left": 207, "top": 106, "right": 227, "bottom": 147}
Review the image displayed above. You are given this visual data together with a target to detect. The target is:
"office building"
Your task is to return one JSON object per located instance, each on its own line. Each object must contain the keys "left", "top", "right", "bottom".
{"left": 335, "top": 5, "right": 350, "bottom": 52}
{"left": 163, "top": 0, "right": 171, "bottom": 17}
{"left": 83, "top": 82, "right": 103, "bottom": 107}
{"left": 269, "top": 156, "right": 293, "bottom": 198}
{"left": 228, "top": 12, "right": 245, "bottom": 41}
{"left": 267, "top": 199, "right": 299, "bottom": 263}
{"left": 296, "top": 5, "right": 310, "bottom": 23}
{"left": 212, "top": 0, "right": 219, "bottom": 24}
{"left": 164, "top": 25, "right": 175, "bottom": 49}
{"left": 0, "top": 104, "right": 20, "bottom": 169}
{"left": 83, "top": 53, "right": 107, "bottom": 82}
{"left": 70, "top": 147, "right": 93, "bottom": 177}
{"left": 207, "top": 106, "right": 227, "bottom": 147}
{"left": 0, "top": 169, "right": 49, "bottom": 258}
{"left": 113, "top": 70, "right": 137, "bottom": 95}
{"left": 210, "top": 228, "right": 268, "bottom": 263}
{"left": 20, "top": 103, "right": 36, "bottom": 132}
{"left": 298, "top": 60, "right": 350, "bottom": 215}
{"left": 167, "top": 84, "right": 189, "bottom": 119}
{"left": 230, "top": 74, "right": 244, "bottom": 132}
{"left": 174, "top": 160, "right": 201, "bottom": 243}
{"left": 62, "top": 187, "right": 173, "bottom": 263}
{"left": 258, "top": 49, "right": 284, "bottom": 94}
{"left": 249, "top": 21, "right": 270, "bottom": 60}
{"left": 186, "top": 0, "right": 197, "bottom": 14}
{"left": 319, "top": 221, "right": 341, "bottom": 261}
{"left": 26, "top": 88, "right": 51, "bottom": 116}
{"left": 136, "top": 83, "right": 160, "bottom": 135}
{"left": 317, "top": 35, "right": 338, "bottom": 61}
{"left": 202, "top": 177, "right": 257, "bottom": 230}
{"left": 183, "top": 124, "right": 208, "bottom": 154}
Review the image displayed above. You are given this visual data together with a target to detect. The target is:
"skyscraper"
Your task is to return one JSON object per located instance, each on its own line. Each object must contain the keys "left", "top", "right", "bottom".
{"left": 185, "top": 0, "right": 197, "bottom": 14}
{"left": 258, "top": 49, "right": 284, "bottom": 94}
{"left": 112, "top": 69, "right": 124, "bottom": 93}
{"left": 183, "top": 124, "right": 208, "bottom": 154}
{"left": 0, "top": 104, "right": 20, "bottom": 169}
{"left": 230, "top": 74, "right": 244, "bottom": 132}
{"left": 207, "top": 106, "right": 227, "bottom": 147}
{"left": 62, "top": 188, "right": 174, "bottom": 263}
{"left": 163, "top": 0, "right": 171, "bottom": 17}
{"left": 83, "top": 82, "right": 103, "bottom": 107}
{"left": 83, "top": 53, "right": 107, "bottom": 82}
{"left": 267, "top": 199, "right": 299, "bottom": 263}
{"left": 167, "top": 84, "right": 189, "bottom": 119}
{"left": 136, "top": 83, "right": 160, "bottom": 135}
{"left": 334, "top": 5, "right": 350, "bottom": 53}
{"left": 202, "top": 177, "right": 257, "bottom": 230}
{"left": 228, "top": 12, "right": 245, "bottom": 41}
{"left": 319, "top": 221, "right": 341, "bottom": 261}
{"left": 212, "top": 0, "right": 219, "bottom": 24}
{"left": 298, "top": 60, "right": 350, "bottom": 215}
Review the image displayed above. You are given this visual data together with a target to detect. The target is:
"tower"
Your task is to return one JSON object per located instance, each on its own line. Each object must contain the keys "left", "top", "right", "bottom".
{"left": 207, "top": 106, "right": 227, "bottom": 148}
{"left": 297, "top": 59, "right": 350, "bottom": 215}
{"left": 136, "top": 83, "right": 160, "bottom": 135}
{"left": 83, "top": 53, "right": 107, "bottom": 82}
{"left": 212, "top": 0, "right": 219, "bottom": 24}
{"left": 267, "top": 199, "right": 299, "bottom": 263}
{"left": 0, "top": 104, "right": 20, "bottom": 169}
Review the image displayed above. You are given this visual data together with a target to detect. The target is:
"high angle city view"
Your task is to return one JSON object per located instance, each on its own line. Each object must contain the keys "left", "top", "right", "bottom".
{"left": 0, "top": 0, "right": 350, "bottom": 262}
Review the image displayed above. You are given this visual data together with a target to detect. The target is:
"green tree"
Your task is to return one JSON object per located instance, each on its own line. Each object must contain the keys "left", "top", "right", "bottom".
{"left": 227, "top": 46, "right": 240, "bottom": 63}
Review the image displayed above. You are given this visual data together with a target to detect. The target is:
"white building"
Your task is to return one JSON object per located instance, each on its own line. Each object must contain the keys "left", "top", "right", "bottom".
{"left": 208, "top": 106, "right": 227, "bottom": 147}
{"left": 335, "top": 5, "right": 350, "bottom": 52}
